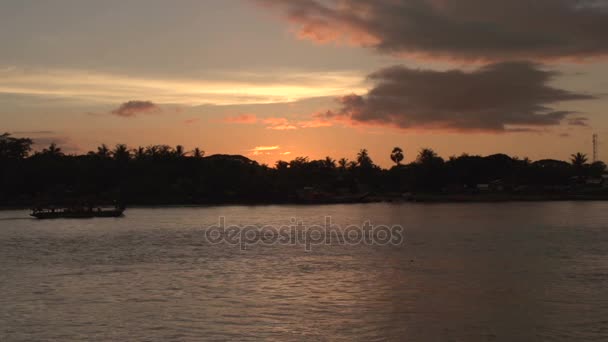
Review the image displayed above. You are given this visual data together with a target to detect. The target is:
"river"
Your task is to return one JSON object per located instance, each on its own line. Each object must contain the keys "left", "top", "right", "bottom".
{"left": 1, "top": 202, "right": 608, "bottom": 341}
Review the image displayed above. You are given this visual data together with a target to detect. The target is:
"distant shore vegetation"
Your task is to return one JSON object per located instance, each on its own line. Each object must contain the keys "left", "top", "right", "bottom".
{"left": 1, "top": 132, "right": 607, "bottom": 206}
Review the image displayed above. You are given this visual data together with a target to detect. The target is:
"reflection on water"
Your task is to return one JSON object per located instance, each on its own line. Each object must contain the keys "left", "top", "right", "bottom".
{"left": 1, "top": 202, "right": 608, "bottom": 341}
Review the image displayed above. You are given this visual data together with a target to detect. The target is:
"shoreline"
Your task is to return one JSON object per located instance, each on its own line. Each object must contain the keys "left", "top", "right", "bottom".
{"left": 2, "top": 193, "right": 608, "bottom": 211}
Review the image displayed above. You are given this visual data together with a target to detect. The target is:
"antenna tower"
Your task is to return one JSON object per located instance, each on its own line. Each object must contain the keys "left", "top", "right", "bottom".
{"left": 592, "top": 133, "right": 598, "bottom": 163}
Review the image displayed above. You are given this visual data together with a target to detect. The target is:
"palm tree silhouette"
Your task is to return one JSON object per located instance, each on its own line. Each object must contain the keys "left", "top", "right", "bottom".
{"left": 357, "top": 149, "right": 374, "bottom": 168}
{"left": 42, "top": 143, "right": 64, "bottom": 157}
{"left": 113, "top": 144, "right": 130, "bottom": 161}
{"left": 289, "top": 156, "right": 309, "bottom": 168}
{"left": 156, "top": 145, "right": 173, "bottom": 158}
{"left": 416, "top": 148, "right": 441, "bottom": 165}
{"left": 275, "top": 160, "right": 289, "bottom": 170}
{"left": 0, "top": 133, "right": 33, "bottom": 159}
{"left": 323, "top": 156, "right": 336, "bottom": 169}
{"left": 570, "top": 152, "right": 589, "bottom": 177}
{"left": 391, "top": 147, "right": 404, "bottom": 166}
{"left": 133, "top": 146, "right": 146, "bottom": 160}
{"left": 97, "top": 144, "right": 111, "bottom": 158}
{"left": 570, "top": 152, "right": 588, "bottom": 168}
{"left": 174, "top": 145, "right": 185, "bottom": 158}
{"left": 191, "top": 148, "right": 205, "bottom": 159}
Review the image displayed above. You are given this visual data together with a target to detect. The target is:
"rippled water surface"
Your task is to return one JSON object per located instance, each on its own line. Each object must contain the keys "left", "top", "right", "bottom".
{"left": 2, "top": 202, "right": 608, "bottom": 341}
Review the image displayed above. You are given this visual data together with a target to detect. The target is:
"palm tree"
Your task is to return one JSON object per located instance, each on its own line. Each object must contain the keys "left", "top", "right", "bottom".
{"left": 357, "top": 149, "right": 374, "bottom": 168}
{"left": 390, "top": 147, "right": 404, "bottom": 166}
{"left": 97, "top": 144, "right": 111, "bottom": 158}
{"left": 590, "top": 161, "right": 607, "bottom": 177}
{"left": 570, "top": 152, "right": 588, "bottom": 168}
{"left": 42, "top": 143, "right": 64, "bottom": 157}
{"left": 133, "top": 146, "right": 146, "bottom": 160}
{"left": 146, "top": 145, "right": 172, "bottom": 159}
{"left": 338, "top": 158, "right": 348, "bottom": 170}
{"left": 275, "top": 160, "right": 289, "bottom": 170}
{"left": 174, "top": 145, "right": 185, "bottom": 158}
{"left": 0, "top": 133, "right": 33, "bottom": 159}
{"left": 113, "top": 144, "right": 130, "bottom": 161}
{"left": 289, "top": 156, "right": 309, "bottom": 169}
{"left": 145, "top": 145, "right": 159, "bottom": 158}
{"left": 323, "top": 156, "right": 336, "bottom": 169}
{"left": 192, "top": 147, "right": 205, "bottom": 159}
{"left": 416, "top": 148, "right": 442, "bottom": 165}
{"left": 157, "top": 145, "right": 173, "bottom": 158}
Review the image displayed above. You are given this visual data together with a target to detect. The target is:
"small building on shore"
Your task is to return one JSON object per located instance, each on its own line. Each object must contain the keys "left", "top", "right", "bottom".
{"left": 476, "top": 184, "right": 490, "bottom": 192}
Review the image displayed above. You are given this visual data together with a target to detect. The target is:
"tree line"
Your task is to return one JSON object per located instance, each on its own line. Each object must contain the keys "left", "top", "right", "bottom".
{"left": 0, "top": 132, "right": 606, "bottom": 206}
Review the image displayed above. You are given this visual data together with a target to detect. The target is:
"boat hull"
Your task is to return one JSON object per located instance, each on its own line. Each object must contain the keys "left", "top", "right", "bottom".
{"left": 31, "top": 210, "right": 125, "bottom": 219}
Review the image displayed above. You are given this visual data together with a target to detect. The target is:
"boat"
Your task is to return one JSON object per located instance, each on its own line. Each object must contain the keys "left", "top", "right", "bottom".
{"left": 31, "top": 204, "right": 125, "bottom": 219}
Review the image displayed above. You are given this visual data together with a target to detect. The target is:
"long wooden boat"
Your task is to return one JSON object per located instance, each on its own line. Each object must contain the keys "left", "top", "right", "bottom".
{"left": 31, "top": 206, "right": 125, "bottom": 219}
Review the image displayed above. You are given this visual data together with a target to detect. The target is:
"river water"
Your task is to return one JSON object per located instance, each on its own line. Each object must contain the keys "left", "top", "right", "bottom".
{"left": 1, "top": 202, "right": 608, "bottom": 341}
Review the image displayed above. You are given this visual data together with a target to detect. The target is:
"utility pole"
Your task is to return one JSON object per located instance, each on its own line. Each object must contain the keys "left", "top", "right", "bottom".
{"left": 592, "top": 133, "right": 598, "bottom": 163}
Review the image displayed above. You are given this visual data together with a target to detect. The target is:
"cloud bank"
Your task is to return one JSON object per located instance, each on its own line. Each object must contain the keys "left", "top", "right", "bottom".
{"left": 318, "top": 62, "right": 594, "bottom": 132}
{"left": 111, "top": 101, "right": 160, "bottom": 117}
{"left": 224, "top": 114, "right": 259, "bottom": 124}
{"left": 251, "top": 145, "right": 280, "bottom": 152}
{"left": 0, "top": 67, "right": 365, "bottom": 106}
{"left": 258, "top": 0, "right": 608, "bottom": 61}
{"left": 250, "top": 145, "right": 282, "bottom": 156}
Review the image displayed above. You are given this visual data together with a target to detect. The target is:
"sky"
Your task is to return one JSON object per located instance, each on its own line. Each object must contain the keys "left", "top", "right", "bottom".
{"left": 1, "top": 0, "right": 608, "bottom": 167}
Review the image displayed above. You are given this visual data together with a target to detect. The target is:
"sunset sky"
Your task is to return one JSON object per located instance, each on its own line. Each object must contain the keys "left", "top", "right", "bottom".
{"left": 2, "top": 0, "right": 608, "bottom": 167}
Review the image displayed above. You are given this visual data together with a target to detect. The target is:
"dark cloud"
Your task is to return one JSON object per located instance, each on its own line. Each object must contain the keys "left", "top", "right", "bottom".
{"left": 111, "top": 101, "right": 160, "bottom": 117}
{"left": 503, "top": 128, "right": 543, "bottom": 133}
{"left": 567, "top": 117, "right": 590, "bottom": 126}
{"left": 320, "top": 62, "right": 594, "bottom": 132}
{"left": 10, "top": 130, "right": 55, "bottom": 135}
{"left": 258, "top": 0, "right": 608, "bottom": 61}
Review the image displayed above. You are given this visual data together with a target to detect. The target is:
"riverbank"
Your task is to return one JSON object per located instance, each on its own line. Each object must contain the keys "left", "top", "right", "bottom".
{"left": 384, "top": 193, "right": 608, "bottom": 203}
{"left": 3, "top": 192, "right": 608, "bottom": 210}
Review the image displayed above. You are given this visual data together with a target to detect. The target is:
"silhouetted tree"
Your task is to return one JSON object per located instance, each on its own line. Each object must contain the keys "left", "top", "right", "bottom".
{"left": 411, "top": 148, "right": 445, "bottom": 192}
{"left": 113, "top": 144, "right": 130, "bottom": 162}
{"left": 570, "top": 152, "right": 588, "bottom": 168}
{"left": 357, "top": 149, "right": 374, "bottom": 168}
{"left": 416, "top": 148, "right": 443, "bottom": 165}
{"left": 41, "top": 143, "right": 64, "bottom": 157}
{"left": 174, "top": 145, "right": 185, "bottom": 158}
{"left": 192, "top": 148, "right": 205, "bottom": 159}
{"left": 97, "top": 144, "right": 111, "bottom": 158}
{"left": 145, "top": 145, "right": 159, "bottom": 158}
{"left": 290, "top": 156, "right": 309, "bottom": 169}
{"left": 275, "top": 160, "right": 289, "bottom": 170}
{"left": 323, "top": 156, "right": 336, "bottom": 169}
{"left": 391, "top": 147, "right": 404, "bottom": 166}
{"left": 0, "top": 133, "right": 32, "bottom": 159}
{"left": 590, "top": 161, "right": 607, "bottom": 177}
{"left": 145, "top": 145, "right": 173, "bottom": 160}
{"left": 133, "top": 146, "right": 146, "bottom": 160}
{"left": 158, "top": 145, "right": 173, "bottom": 158}
{"left": 571, "top": 152, "right": 589, "bottom": 177}
{"left": 2, "top": 133, "right": 607, "bottom": 207}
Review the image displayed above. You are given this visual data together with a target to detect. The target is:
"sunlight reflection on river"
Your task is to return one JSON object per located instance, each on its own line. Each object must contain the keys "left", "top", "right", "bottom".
{"left": 1, "top": 202, "right": 608, "bottom": 341}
